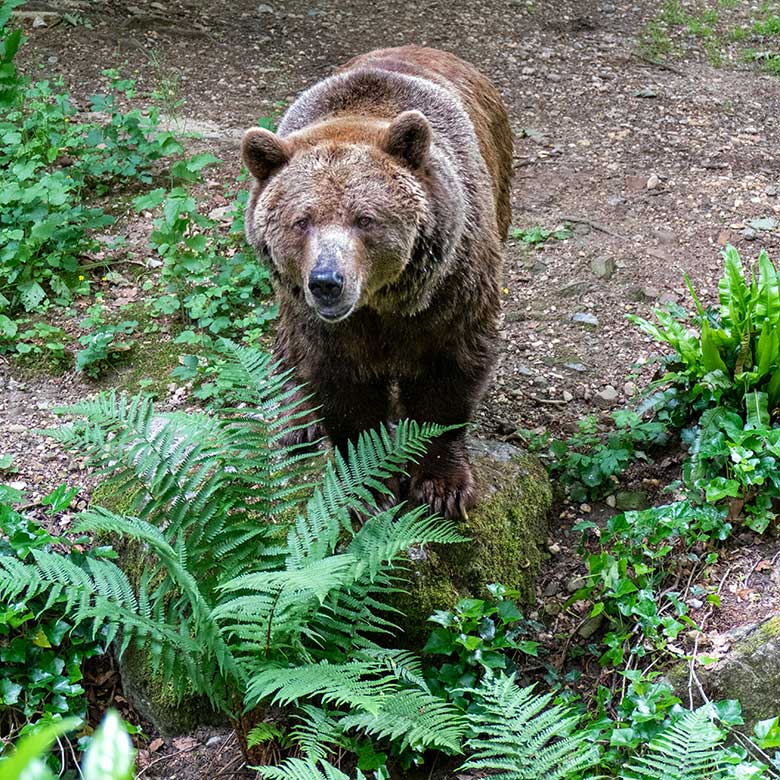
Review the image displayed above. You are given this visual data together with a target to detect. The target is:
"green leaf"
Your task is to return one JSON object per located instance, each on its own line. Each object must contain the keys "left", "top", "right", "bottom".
{"left": 82, "top": 711, "right": 135, "bottom": 780}
{"left": 745, "top": 391, "right": 770, "bottom": 429}
{"left": 0, "top": 717, "right": 80, "bottom": 780}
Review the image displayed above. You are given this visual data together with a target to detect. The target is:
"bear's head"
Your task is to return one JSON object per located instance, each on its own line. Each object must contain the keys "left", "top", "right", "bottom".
{"left": 242, "top": 111, "right": 435, "bottom": 322}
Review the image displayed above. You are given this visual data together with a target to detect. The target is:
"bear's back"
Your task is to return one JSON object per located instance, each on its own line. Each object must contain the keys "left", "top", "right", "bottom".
{"left": 277, "top": 46, "right": 511, "bottom": 239}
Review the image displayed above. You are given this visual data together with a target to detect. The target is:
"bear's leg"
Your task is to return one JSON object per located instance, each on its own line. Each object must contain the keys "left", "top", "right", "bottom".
{"left": 400, "top": 364, "right": 484, "bottom": 520}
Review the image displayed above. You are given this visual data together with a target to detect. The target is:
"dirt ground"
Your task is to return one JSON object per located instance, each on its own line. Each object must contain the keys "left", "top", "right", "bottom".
{"left": 4, "top": 0, "right": 780, "bottom": 776}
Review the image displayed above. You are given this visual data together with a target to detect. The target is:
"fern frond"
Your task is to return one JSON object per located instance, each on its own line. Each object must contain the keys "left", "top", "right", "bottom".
{"left": 339, "top": 688, "right": 466, "bottom": 753}
{"left": 246, "top": 660, "right": 398, "bottom": 713}
{"left": 621, "top": 705, "right": 729, "bottom": 780}
{"left": 287, "top": 421, "right": 450, "bottom": 568}
{"left": 257, "top": 758, "right": 377, "bottom": 780}
{"left": 289, "top": 705, "right": 347, "bottom": 763}
{"left": 459, "top": 673, "right": 599, "bottom": 780}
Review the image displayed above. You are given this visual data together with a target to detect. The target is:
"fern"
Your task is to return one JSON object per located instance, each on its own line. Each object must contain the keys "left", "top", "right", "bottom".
{"left": 247, "top": 655, "right": 467, "bottom": 754}
{"left": 459, "top": 673, "right": 600, "bottom": 780}
{"left": 620, "top": 705, "right": 730, "bottom": 780}
{"left": 257, "top": 758, "right": 385, "bottom": 780}
{"left": 0, "top": 341, "right": 461, "bottom": 722}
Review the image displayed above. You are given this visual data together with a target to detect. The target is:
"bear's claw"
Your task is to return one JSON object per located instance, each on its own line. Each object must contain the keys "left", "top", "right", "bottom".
{"left": 409, "top": 466, "right": 476, "bottom": 521}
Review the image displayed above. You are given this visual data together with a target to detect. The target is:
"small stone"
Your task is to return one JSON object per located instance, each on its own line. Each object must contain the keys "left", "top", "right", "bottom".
{"left": 547, "top": 543, "right": 561, "bottom": 556}
{"left": 641, "top": 285, "right": 660, "bottom": 300}
{"left": 560, "top": 280, "right": 591, "bottom": 297}
{"left": 567, "top": 576, "right": 587, "bottom": 594}
{"left": 742, "top": 227, "right": 758, "bottom": 241}
{"left": 606, "top": 494, "right": 617, "bottom": 508}
{"left": 522, "top": 66, "right": 536, "bottom": 76}
{"left": 571, "top": 312, "right": 599, "bottom": 327}
{"left": 47, "top": 55, "right": 58, "bottom": 64}
{"left": 623, "top": 381, "right": 638, "bottom": 396}
{"left": 646, "top": 173, "right": 661, "bottom": 190}
{"left": 625, "top": 174, "right": 648, "bottom": 192}
{"left": 562, "top": 390, "right": 574, "bottom": 403}
{"left": 7, "top": 424, "right": 26, "bottom": 434}
{"left": 564, "top": 362, "right": 587, "bottom": 373}
{"left": 606, "top": 195, "right": 625, "bottom": 207}
{"left": 591, "top": 256, "right": 617, "bottom": 279}
{"left": 766, "top": 185, "right": 778, "bottom": 197}
{"left": 517, "top": 364, "right": 534, "bottom": 377}
{"left": 578, "top": 615, "right": 604, "bottom": 639}
{"left": 689, "top": 598, "right": 704, "bottom": 610}
{"left": 9, "top": 481, "right": 27, "bottom": 490}
{"left": 32, "top": 15, "right": 47, "bottom": 27}
{"left": 595, "top": 385, "right": 619, "bottom": 405}
{"left": 544, "top": 601, "right": 561, "bottom": 616}
{"left": 256, "top": 3, "right": 275, "bottom": 12}
{"left": 615, "top": 490, "right": 648, "bottom": 510}
{"left": 544, "top": 580, "right": 560, "bottom": 595}
{"left": 206, "top": 735, "right": 224, "bottom": 747}
{"left": 579, "top": 504, "right": 591, "bottom": 513}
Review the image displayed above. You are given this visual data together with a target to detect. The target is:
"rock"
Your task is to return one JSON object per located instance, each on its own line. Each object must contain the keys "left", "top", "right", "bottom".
{"left": 256, "top": 3, "right": 275, "bottom": 12}
{"left": 741, "top": 227, "right": 758, "bottom": 241}
{"left": 564, "top": 362, "right": 587, "bottom": 373}
{"left": 626, "top": 175, "right": 648, "bottom": 192}
{"left": 562, "top": 390, "right": 574, "bottom": 403}
{"left": 606, "top": 195, "right": 625, "bottom": 207}
{"left": 595, "top": 385, "right": 619, "bottom": 405}
{"left": 646, "top": 173, "right": 661, "bottom": 190}
{"left": 118, "top": 642, "right": 225, "bottom": 736}
{"left": 591, "top": 256, "right": 617, "bottom": 279}
{"left": 667, "top": 617, "right": 780, "bottom": 730}
{"left": 578, "top": 615, "right": 603, "bottom": 638}
{"left": 766, "top": 185, "right": 778, "bottom": 197}
{"left": 390, "top": 439, "right": 552, "bottom": 647}
{"left": 641, "top": 285, "right": 660, "bottom": 300}
{"left": 615, "top": 490, "right": 648, "bottom": 510}
{"left": 623, "top": 381, "right": 638, "bottom": 397}
{"left": 560, "top": 280, "right": 591, "bottom": 297}
{"left": 571, "top": 312, "right": 599, "bottom": 327}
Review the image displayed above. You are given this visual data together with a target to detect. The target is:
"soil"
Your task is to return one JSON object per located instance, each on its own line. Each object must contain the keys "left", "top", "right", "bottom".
{"left": 4, "top": 0, "right": 780, "bottom": 777}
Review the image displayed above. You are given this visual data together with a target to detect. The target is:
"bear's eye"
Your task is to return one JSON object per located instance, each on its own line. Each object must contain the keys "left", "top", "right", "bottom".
{"left": 355, "top": 215, "right": 374, "bottom": 230}
{"left": 293, "top": 216, "right": 310, "bottom": 231}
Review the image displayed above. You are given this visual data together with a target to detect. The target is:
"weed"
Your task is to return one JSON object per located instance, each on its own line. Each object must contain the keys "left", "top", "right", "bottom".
{"left": 511, "top": 224, "right": 572, "bottom": 245}
{"left": 521, "top": 410, "right": 669, "bottom": 503}
{"left": 422, "top": 584, "right": 544, "bottom": 710}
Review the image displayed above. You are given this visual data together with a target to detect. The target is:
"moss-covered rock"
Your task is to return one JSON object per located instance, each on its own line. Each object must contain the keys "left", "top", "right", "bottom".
{"left": 118, "top": 642, "right": 224, "bottom": 736}
{"left": 90, "top": 480, "right": 225, "bottom": 735}
{"left": 391, "top": 438, "right": 553, "bottom": 647}
{"left": 666, "top": 616, "right": 780, "bottom": 729}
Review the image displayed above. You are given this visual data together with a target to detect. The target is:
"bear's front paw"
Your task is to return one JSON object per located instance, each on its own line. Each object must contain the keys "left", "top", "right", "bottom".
{"left": 409, "top": 464, "right": 477, "bottom": 520}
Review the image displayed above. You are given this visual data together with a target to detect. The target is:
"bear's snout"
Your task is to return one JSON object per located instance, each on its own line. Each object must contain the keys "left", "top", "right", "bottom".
{"left": 303, "top": 227, "right": 362, "bottom": 323}
{"left": 308, "top": 267, "right": 344, "bottom": 305}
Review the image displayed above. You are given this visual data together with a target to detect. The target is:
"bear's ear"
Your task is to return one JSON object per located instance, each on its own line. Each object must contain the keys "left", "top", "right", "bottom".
{"left": 242, "top": 128, "right": 291, "bottom": 183}
{"left": 381, "top": 110, "right": 431, "bottom": 169}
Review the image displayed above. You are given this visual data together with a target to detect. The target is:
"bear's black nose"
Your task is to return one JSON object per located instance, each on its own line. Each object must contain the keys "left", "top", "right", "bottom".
{"left": 308, "top": 268, "right": 344, "bottom": 304}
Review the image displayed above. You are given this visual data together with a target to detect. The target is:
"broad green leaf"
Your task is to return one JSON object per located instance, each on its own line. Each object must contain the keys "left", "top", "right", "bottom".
{"left": 745, "top": 391, "right": 770, "bottom": 430}
{"left": 700, "top": 321, "right": 728, "bottom": 373}
{"left": 0, "top": 717, "right": 80, "bottom": 780}
{"left": 82, "top": 711, "right": 135, "bottom": 780}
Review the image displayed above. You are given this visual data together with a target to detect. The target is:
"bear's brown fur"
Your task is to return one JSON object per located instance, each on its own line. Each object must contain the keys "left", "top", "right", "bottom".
{"left": 242, "top": 45, "right": 513, "bottom": 519}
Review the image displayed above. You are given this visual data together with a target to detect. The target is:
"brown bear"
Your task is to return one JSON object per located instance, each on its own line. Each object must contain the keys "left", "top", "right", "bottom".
{"left": 242, "top": 45, "right": 513, "bottom": 519}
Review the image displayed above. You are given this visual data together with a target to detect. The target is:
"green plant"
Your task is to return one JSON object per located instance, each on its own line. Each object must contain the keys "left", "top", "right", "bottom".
{"left": 135, "top": 187, "right": 275, "bottom": 347}
{"left": 0, "top": 343, "right": 464, "bottom": 755}
{"left": 459, "top": 673, "right": 600, "bottom": 780}
{"left": 422, "top": 584, "right": 543, "bottom": 710}
{"left": 0, "top": 484, "right": 106, "bottom": 755}
{"left": 73, "top": 298, "right": 138, "bottom": 377}
{"left": 571, "top": 498, "right": 729, "bottom": 666}
{"left": 523, "top": 410, "right": 669, "bottom": 502}
{"left": 621, "top": 703, "right": 765, "bottom": 780}
{"left": 511, "top": 225, "right": 572, "bottom": 245}
{"left": 631, "top": 247, "right": 780, "bottom": 418}
{"left": 0, "top": 710, "right": 134, "bottom": 780}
